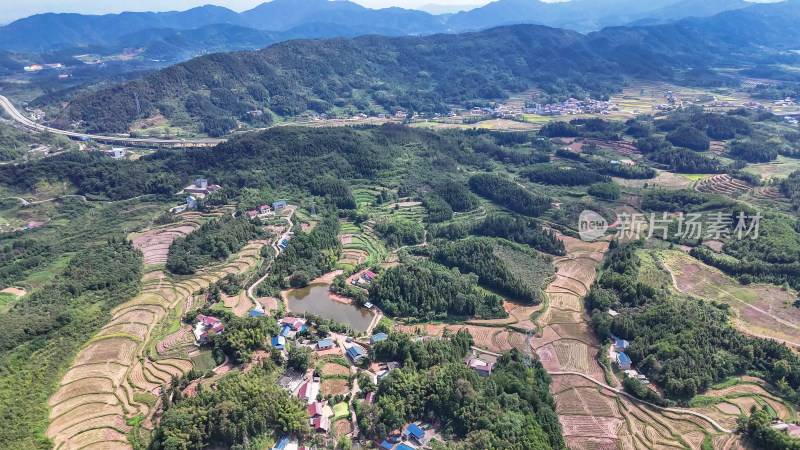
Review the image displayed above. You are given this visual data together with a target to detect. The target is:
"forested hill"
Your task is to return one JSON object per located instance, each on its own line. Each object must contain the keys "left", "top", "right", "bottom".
{"left": 47, "top": 2, "right": 800, "bottom": 134}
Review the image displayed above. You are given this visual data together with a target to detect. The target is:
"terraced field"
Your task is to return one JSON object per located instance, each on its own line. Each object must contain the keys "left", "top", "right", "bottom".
{"left": 336, "top": 220, "right": 385, "bottom": 269}
{"left": 659, "top": 249, "right": 800, "bottom": 347}
{"left": 46, "top": 217, "right": 267, "bottom": 450}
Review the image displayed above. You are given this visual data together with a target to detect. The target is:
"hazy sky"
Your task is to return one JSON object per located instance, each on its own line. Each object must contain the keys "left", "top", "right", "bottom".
{"left": 0, "top": 0, "right": 502, "bottom": 24}
{"left": 0, "top": 0, "right": 773, "bottom": 25}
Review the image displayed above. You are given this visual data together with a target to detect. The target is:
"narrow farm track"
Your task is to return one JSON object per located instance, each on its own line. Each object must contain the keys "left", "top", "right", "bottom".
{"left": 45, "top": 215, "right": 269, "bottom": 449}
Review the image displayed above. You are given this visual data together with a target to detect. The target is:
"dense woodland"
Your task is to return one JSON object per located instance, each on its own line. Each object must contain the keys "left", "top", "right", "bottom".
{"left": 151, "top": 367, "right": 310, "bottom": 449}
{"left": 166, "top": 213, "right": 268, "bottom": 274}
{"left": 588, "top": 242, "right": 800, "bottom": 404}
{"left": 469, "top": 173, "right": 551, "bottom": 217}
{"left": 361, "top": 330, "right": 564, "bottom": 449}
{"left": 431, "top": 237, "right": 553, "bottom": 304}
{"left": 368, "top": 260, "right": 506, "bottom": 320}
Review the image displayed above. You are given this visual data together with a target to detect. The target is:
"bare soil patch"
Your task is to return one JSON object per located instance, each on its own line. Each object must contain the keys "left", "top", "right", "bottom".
{"left": 321, "top": 378, "right": 350, "bottom": 397}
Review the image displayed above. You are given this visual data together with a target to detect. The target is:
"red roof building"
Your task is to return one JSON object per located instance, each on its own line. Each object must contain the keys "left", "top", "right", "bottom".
{"left": 365, "top": 392, "right": 376, "bottom": 404}
{"left": 308, "top": 402, "right": 325, "bottom": 417}
{"left": 297, "top": 381, "right": 311, "bottom": 400}
{"left": 311, "top": 416, "right": 330, "bottom": 432}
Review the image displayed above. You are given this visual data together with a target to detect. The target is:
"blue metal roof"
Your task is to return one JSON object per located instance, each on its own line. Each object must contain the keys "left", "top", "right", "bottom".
{"left": 318, "top": 338, "right": 334, "bottom": 347}
{"left": 273, "top": 436, "right": 290, "bottom": 450}
{"left": 404, "top": 423, "right": 424, "bottom": 439}
{"left": 380, "top": 441, "right": 393, "bottom": 450}
{"left": 249, "top": 310, "right": 264, "bottom": 316}
{"left": 272, "top": 336, "right": 285, "bottom": 348}
{"left": 280, "top": 325, "right": 291, "bottom": 337}
{"left": 347, "top": 346, "right": 365, "bottom": 358}
{"left": 618, "top": 352, "right": 631, "bottom": 363}
{"left": 371, "top": 333, "right": 388, "bottom": 342}
{"left": 396, "top": 444, "right": 415, "bottom": 450}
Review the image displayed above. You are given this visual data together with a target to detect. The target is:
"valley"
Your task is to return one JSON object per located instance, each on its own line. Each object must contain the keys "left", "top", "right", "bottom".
{"left": 2, "top": 1, "right": 800, "bottom": 450}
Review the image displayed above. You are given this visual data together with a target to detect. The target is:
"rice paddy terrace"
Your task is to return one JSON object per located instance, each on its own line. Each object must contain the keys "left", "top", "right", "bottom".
{"left": 45, "top": 214, "right": 266, "bottom": 450}
{"left": 396, "top": 229, "right": 747, "bottom": 449}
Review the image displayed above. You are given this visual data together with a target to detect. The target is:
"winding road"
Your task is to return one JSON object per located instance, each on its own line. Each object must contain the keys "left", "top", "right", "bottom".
{"left": 0, "top": 95, "right": 224, "bottom": 148}
{"left": 246, "top": 206, "right": 295, "bottom": 311}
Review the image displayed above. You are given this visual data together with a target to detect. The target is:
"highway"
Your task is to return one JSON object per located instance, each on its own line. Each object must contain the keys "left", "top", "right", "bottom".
{"left": 0, "top": 95, "right": 226, "bottom": 149}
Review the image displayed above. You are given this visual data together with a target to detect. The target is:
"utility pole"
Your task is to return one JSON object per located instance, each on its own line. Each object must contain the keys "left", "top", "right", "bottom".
{"left": 134, "top": 92, "right": 141, "bottom": 115}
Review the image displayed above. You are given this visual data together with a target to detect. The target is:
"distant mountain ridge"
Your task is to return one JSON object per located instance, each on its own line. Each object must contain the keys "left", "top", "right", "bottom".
{"left": 0, "top": 0, "right": 778, "bottom": 56}
{"left": 45, "top": 0, "right": 800, "bottom": 135}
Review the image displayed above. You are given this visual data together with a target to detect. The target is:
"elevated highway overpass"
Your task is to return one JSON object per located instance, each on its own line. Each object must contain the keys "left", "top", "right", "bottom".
{"left": 0, "top": 95, "right": 226, "bottom": 149}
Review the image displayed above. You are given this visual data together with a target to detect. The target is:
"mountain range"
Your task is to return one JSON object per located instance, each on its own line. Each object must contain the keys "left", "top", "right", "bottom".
{"left": 45, "top": 0, "right": 800, "bottom": 135}
{"left": 0, "top": 0, "right": 774, "bottom": 59}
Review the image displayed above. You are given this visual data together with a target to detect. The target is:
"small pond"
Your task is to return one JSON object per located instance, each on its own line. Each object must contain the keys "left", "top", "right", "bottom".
{"left": 287, "top": 283, "right": 374, "bottom": 332}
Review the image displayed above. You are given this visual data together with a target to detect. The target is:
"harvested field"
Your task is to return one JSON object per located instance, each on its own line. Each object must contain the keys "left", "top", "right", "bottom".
{"left": 760, "top": 396, "right": 791, "bottom": 420}
{"left": 554, "top": 388, "right": 618, "bottom": 417}
{"left": 716, "top": 402, "right": 741, "bottom": 415}
{"left": 536, "top": 344, "right": 561, "bottom": 372}
{"left": 553, "top": 340, "right": 591, "bottom": 374}
{"left": 704, "top": 382, "right": 772, "bottom": 398}
{"left": 508, "top": 331, "right": 527, "bottom": 352}
{"left": 62, "top": 428, "right": 130, "bottom": 449}
{"left": 556, "top": 258, "right": 599, "bottom": 289}
{"left": 695, "top": 174, "right": 752, "bottom": 196}
{"left": 321, "top": 363, "right": 351, "bottom": 376}
{"left": 129, "top": 361, "right": 162, "bottom": 393}
{"left": 73, "top": 338, "right": 138, "bottom": 367}
{"left": 613, "top": 171, "right": 691, "bottom": 190}
{"left": 60, "top": 362, "right": 128, "bottom": 386}
{"left": 96, "top": 322, "right": 149, "bottom": 341}
{"left": 551, "top": 323, "right": 599, "bottom": 346}
{"left": 157, "top": 325, "right": 193, "bottom": 355}
{"left": 157, "top": 358, "right": 193, "bottom": 374}
{"left": 491, "top": 330, "right": 514, "bottom": 352}
{"left": 550, "top": 374, "right": 601, "bottom": 394}
{"left": 49, "top": 393, "right": 120, "bottom": 420}
{"left": 108, "top": 308, "right": 157, "bottom": 326}
{"left": 728, "top": 396, "right": 760, "bottom": 415}
{"left": 660, "top": 250, "right": 800, "bottom": 345}
{"left": 49, "top": 378, "right": 115, "bottom": 407}
{"left": 333, "top": 419, "right": 352, "bottom": 437}
{"left": 548, "top": 309, "right": 583, "bottom": 324}
{"left": 682, "top": 431, "right": 707, "bottom": 449}
{"left": 321, "top": 378, "right": 350, "bottom": 397}
{"left": 547, "top": 276, "right": 588, "bottom": 297}
{"left": 549, "top": 293, "right": 582, "bottom": 311}
{"left": 529, "top": 326, "right": 562, "bottom": 349}
{"left": 48, "top": 403, "right": 126, "bottom": 437}
{"left": 692, "top": 406, "right": 740, "bottom": 429}
{"left": 559, "top": 415, "right": 622, "bottom": 438}
{"left": 565, "top": 437, "right": 618, "bottom": 450}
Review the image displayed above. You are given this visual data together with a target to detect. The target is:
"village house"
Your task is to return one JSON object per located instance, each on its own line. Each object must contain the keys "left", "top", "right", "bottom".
{"left": 617, "top": 352, "right": 632, "bottom": 370}
{"left": 259, "top": 204, "right": 272, "bottom": 214}
{"left": 403, "top": 423, "right": 427, "bottom": 445}
{"left": 317, "top": 338, "right": 334, "bottom": 350}
{"left": 246, "top": 210, "right": 258, "bottom": 219}
{"left": 271, "top": 336, "right": 286, "bottom": 350}
{"left": 610, "top": 333, "right": 629, "bottom": 352}
{"left": 310, "top": 416, "right": 330, "bottom": 432}
{"left": 466, "top": 355, "right": 493, "bottom": 377}
{"left": 272, "top": 200, "right": 286, "bottom": 211}
{"left": 192, "top": 314, "right": 225, "bottom": 345}
{"left": 362, "top": 271, "right": 377, "bottom": 283}
{"left": 347, "top": 345, "right": 366, "bottom": 362}
{"left": 370, "top": 333, "right": 388, "bottom": 345}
